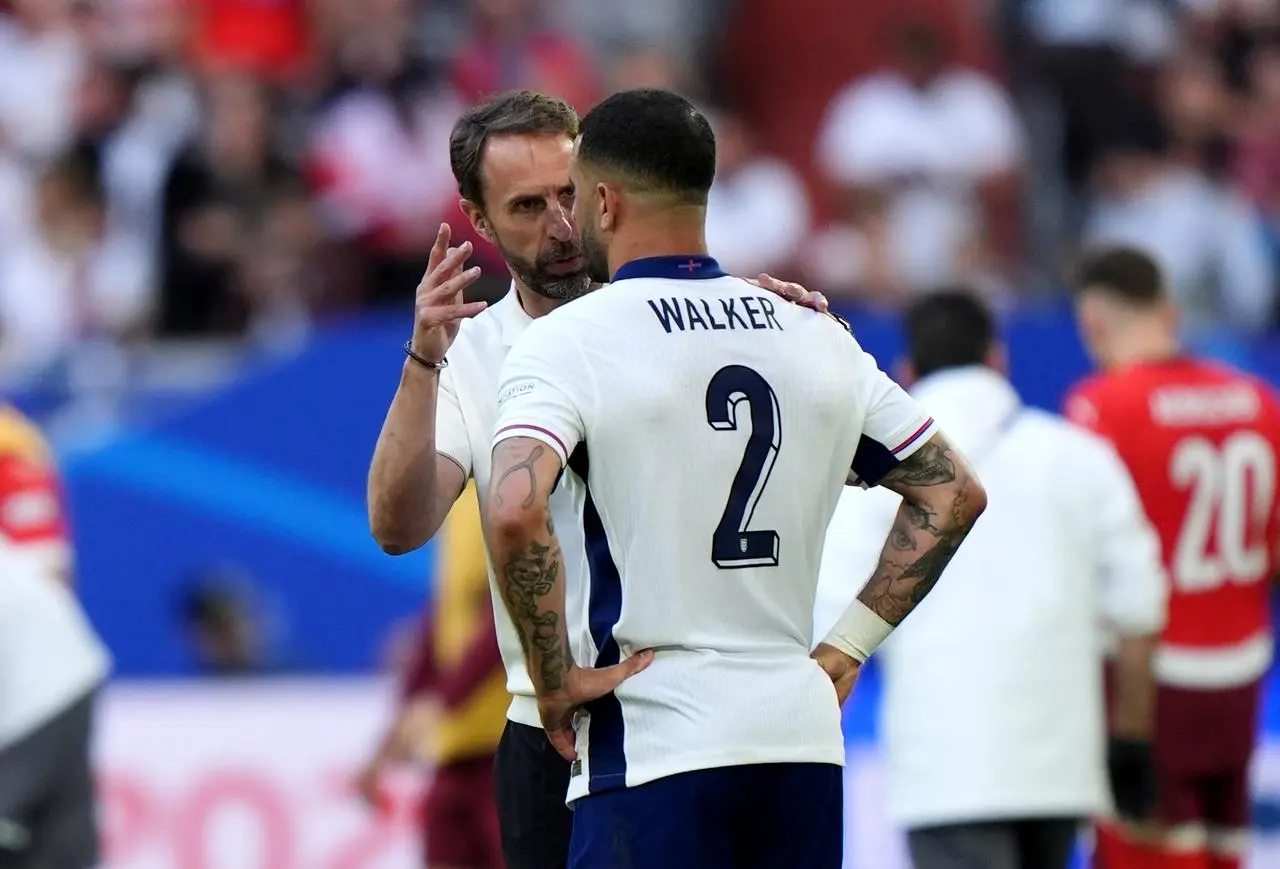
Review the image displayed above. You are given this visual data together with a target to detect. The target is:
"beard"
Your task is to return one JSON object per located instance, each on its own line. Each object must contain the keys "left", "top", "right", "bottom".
{"left": 580, "top": 223, "right": 611, "bottom": 284}
{"left": 494, "top": 234, "right": 592, "bottom": 302}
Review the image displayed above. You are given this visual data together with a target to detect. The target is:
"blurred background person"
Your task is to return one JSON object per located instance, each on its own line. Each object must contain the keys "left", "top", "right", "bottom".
{"left": 1065, "top": 248, "right": 1280, "bottom": 869}
{"left": 811, "top": 17, "right": 1025, "bottom": 306}
{"left": 818, "top": 291, "right": 1166, "bottom": 869}
{"left": 358, "top": 482, "right": 507, "bottom": 869}
{"left": 0, "top": 404, "right": 106, "bottom": 869}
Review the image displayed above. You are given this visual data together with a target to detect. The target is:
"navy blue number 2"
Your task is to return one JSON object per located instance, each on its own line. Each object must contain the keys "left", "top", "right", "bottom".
{"left": 705, "top": 365, "right": 782, "bottom": 569}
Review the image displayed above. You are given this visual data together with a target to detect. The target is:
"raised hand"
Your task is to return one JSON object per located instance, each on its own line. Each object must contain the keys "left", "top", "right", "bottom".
{"left": 410, "top": 223, "right": 487, "bottom": 363}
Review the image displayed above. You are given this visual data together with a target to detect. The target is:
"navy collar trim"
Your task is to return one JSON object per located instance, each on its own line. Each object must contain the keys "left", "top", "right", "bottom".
{"left": 611, "top": 255, "right": 727, "bottom": 282}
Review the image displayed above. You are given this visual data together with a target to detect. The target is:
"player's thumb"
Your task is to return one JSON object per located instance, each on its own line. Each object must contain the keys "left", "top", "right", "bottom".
{"left": 578, "top": 649, "right": 654, "bottom": 701}
{"left": 549, "top": 726, "right": 578, "bottom": 762}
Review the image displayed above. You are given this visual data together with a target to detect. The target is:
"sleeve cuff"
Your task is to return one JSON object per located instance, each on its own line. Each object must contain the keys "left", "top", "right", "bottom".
{"left": 492, "top": 424, "right": 570, "bottom": 465}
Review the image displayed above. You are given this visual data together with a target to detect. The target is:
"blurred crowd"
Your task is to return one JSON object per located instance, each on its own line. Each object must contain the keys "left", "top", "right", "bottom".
{"left": 3, "top": 0, "right": 1280, "bottom": 386}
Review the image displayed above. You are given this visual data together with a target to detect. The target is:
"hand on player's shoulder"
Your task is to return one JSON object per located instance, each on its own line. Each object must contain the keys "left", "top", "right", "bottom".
{"left": 747, "top": 273, "right": 830, "bottom": 314}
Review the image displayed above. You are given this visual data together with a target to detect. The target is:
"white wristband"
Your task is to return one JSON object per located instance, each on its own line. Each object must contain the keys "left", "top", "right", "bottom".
{"left": 822, "top": 601, "right": 894, "bottom": 663}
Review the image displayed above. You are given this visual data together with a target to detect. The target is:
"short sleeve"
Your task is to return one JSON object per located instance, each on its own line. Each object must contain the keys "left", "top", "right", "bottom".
{"left": 847, "top": 351, "right": 937, "bottom": 489}
{"left": 492, "top": 320, "right": 590, "bottom": 465}
{"left": 435, "top": 364, "right": 473, "bottom": 477}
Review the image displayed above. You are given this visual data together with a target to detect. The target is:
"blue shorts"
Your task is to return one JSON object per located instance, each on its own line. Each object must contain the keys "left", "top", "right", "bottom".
{"left": 568, "top": 762, "right": 843, "bottom": 869}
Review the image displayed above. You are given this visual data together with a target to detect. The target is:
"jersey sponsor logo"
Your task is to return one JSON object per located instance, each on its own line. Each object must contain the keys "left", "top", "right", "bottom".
{"left": 497, "top": 380, "right": 537, "bottom": 407}
{"left": 646, "top": 296, "right": 784, "bottom": 334}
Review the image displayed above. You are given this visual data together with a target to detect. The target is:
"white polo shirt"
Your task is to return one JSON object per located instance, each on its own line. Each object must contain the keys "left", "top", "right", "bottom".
{"left": 435, "top": 286, "right": 588, "bottom": 728}
{"left": 0, "top": 543, "right": 109, "bottom": 750}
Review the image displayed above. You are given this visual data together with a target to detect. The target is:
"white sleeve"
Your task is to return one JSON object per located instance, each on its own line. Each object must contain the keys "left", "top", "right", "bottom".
{"left": 1081, "top": 433, "right": 1168, "bottom": 636}
{"left": 435, "top": 363, "right": 472, "bottom": 477}
{"left": 847, "top": 349, "right": 938, "bottom": 489}
{"left": 491, "top": 321, "right": 590, "bottom": 466}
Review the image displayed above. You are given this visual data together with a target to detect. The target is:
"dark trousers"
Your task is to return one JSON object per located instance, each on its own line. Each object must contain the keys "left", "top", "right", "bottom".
{"left": 493, "top": 720, "right": 574, "bottom": 869}
{"left": 0, "top": 690, "right": 98, "bottom": 869}
{"left": 908, "top": 817, "right": 1081, "bottom": 869}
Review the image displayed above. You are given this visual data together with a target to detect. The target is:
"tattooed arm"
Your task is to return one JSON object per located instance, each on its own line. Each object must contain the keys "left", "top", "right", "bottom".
{"left": 856, "top": 432, "right": 987, "bottom": 624}
{"left": 813, "top": 432, "right": 986, "bottom": 702}
{"left": 484, "top": 437, "right": 571, "bottom": 694}
{"left": 485, "top": 436, "right": 653, "bottom": 759}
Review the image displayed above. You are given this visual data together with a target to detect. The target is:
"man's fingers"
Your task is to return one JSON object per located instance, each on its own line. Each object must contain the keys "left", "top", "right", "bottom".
{"left": 425, "top": 223, "right": 452, "bottom": 276}
{"left": 421, "top": 242, "right": 473, "bottom": 291}
{"left": 575, "top": 650, "right": 654, "bottom": 703}
{"left": 548, "top": 726, "right": 577, "bottom": 762}
{"left": 421, "top": 265, "right": 483, "bottom": 305}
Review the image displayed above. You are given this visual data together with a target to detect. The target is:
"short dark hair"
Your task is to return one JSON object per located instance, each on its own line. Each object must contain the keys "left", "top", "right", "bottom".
{"left": 1075, "top": 246, "right": 1166, "bottom": 306}
{"left": 449, "top": 90, "right": 580, "bottom": 208}
{"left": 577, "top": 88, "right": 716, "bottom": 203}
{"left": 903, "top": 290, "right": 997, "bottom": 379}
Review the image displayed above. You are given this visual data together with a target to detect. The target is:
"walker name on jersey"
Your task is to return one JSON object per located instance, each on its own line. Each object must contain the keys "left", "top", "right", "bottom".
{"left": 647, "top": 296, "right": 784, "bottom": 334}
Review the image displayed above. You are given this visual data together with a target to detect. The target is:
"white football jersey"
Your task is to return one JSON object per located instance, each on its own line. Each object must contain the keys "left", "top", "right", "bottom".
{"left": 492, "top": 255, "right": 935, "bottom": 802}
{"left": 436, "top": 286, "right": 588, "bottom": 729}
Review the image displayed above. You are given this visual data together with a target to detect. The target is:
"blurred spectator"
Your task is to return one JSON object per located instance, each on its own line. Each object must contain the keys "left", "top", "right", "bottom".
{"left": 1158, "top": 50, "right": 1233, "bottom": 175}
{"left": 179, "top": 565, "right": 291, "bottom": 675}
{"left": 0, "top": 0, "right": 85, "bottom": 160}
{"left": 189, "top": 0, "right": 311, "bottom": 82}
{"left": 1234, "top": 34, "right": 1280, "bottom": 251}
{"left": 812, "top": 19, "right": 1025, "bottom": 306}
{"left": 451, "top": 0, "right": 598, "bottom": 112}
{"left": 704, "top": 105, "right": 810, "bottom": 278}
{"left": 601, "top": 42, "right": 694, "bottom": 96}
{"left": 1083, "top": 115, "right": 1276, "bottom": 337}
{"left": 157, "top": 71, "right": 300, "bottom": 335}
{"left": 307, "top": 0, "right": 465, "bottom": 303}
{"left": 0, "top": 152, "right": 151, "bottom": 379}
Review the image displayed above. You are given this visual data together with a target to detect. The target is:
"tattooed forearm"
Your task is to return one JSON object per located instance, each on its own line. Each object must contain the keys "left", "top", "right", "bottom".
{"left": 500, "top": 538, "right": 569, "bottom": 691}
{"left": 857, "top": 435, "right": 986, "bottom": 625}
{"left": 487, "top": 437, "right": 573, "bottom": 696}
{"left": 878, "top": 441, "right": 956, "bottom": 487}
{"left": 493, "top": 444, "right": 545, "bottom": 509}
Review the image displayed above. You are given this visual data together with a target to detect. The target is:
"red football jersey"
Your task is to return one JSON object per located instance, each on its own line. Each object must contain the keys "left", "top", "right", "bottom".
{"left": 1066, "top": 357, "right": 1280, "bottom": 688}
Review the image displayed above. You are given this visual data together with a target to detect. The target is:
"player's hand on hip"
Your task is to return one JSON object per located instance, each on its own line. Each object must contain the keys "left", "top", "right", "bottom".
{"left": 748, "top": 273, "right": 829, "bottom": 313}
{"left": 811, "top": 642, "right": 861, "bottom": 706}
{"left": 539, "top": 649, "right": 655, "bottom": 762}
{"left": 410, "top": 223, "right": 487, "bottom": 362}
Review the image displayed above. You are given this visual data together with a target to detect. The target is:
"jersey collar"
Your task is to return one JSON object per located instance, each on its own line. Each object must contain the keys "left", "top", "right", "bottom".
{"left": 494, "top": 282, "right": 534, "bottom": 348}
{"left": 611, "top": 255, "right": 727, "bottom": 282}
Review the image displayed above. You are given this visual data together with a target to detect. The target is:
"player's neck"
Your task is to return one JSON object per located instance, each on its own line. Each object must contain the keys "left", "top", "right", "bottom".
{"left": 513, "top": 283, "right": 562, "bottom": 320}
{"left": 607, "top": 214, "right": 708, "bottom": 278}
{"left": 1103, "top": 326, "right": 1182, "bottom": 370}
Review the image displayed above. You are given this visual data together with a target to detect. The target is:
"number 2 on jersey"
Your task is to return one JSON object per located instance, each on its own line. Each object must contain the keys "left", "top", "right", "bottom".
{"left": 705, "top": 365, "right": 782, "bottom": 569}
{"left": 1169, "top": 431, "right": 1276, "bottom": 591}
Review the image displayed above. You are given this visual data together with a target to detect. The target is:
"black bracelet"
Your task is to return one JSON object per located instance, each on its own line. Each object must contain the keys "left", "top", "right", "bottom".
{"left": 404, "top": 340, "right": 448, "bottom": 371}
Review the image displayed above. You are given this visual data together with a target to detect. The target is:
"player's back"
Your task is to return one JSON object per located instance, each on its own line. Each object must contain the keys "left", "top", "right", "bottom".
{"left": 504, "top": 263, "right": 918, "bottom": 798}
{"left": 1067, "top": 357, "right": 1280, "bottom": 688}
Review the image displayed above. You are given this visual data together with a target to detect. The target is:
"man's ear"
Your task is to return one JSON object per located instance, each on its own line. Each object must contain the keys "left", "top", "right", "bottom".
{"left": 597, "top": 183, "right": 619, "bottom": 233}
{"left": 460, "top": 199, "right": 496, "bottom": 245}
